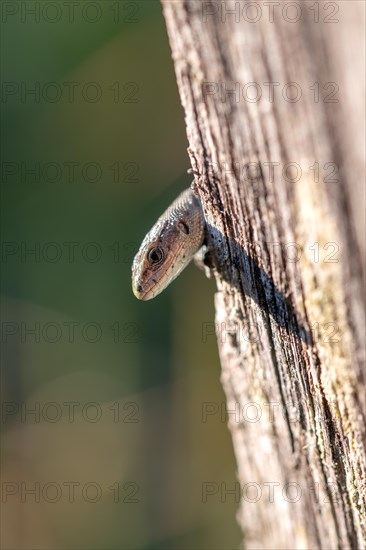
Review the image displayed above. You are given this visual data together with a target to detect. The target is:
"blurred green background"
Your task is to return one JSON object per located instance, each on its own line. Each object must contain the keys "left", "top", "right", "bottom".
{"left": 1, "top": 1, "right": 239, "bottom": 548}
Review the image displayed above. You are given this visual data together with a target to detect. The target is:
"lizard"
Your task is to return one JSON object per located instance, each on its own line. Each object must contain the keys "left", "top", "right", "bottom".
{"left": 131, "top": 187, "right": 206, "bottom": 300}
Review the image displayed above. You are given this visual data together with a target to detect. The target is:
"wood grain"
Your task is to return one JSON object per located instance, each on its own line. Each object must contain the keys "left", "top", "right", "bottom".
{"left": 161, "top": 1, "right": 365, "bottom": 548}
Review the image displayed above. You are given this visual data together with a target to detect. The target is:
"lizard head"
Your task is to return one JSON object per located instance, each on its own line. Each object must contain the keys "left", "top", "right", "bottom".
{"left": 132, "top": 218, "right": 194, "bottom": 300}
{"left": 131, "top": 188, "right": 205, "bottom": 300}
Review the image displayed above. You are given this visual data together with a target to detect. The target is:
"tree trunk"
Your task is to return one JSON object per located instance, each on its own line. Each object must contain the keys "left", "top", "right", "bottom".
{"left": 161, "top": 1, "right": 365, "bottom": 548}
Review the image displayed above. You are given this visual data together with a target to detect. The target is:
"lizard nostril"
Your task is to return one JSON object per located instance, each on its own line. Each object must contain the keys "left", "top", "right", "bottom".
{"left": 137, "top": 285, "right": 143, "bottom": 293}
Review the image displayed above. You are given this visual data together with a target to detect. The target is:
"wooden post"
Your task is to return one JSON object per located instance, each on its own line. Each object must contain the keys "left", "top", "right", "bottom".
{"left": 161, "top": 1, "right": 365, "bottom": 548}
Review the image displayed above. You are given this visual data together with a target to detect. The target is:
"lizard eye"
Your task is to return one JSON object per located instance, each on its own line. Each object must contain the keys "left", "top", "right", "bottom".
{"left": 148, "top": 246, "right": 164, "bottom": 264}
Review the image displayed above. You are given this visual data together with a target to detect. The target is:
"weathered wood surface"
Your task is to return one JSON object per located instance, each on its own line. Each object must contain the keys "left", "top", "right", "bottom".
{"left": 162, "top": 1, "right": 365, "bottom": 549}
